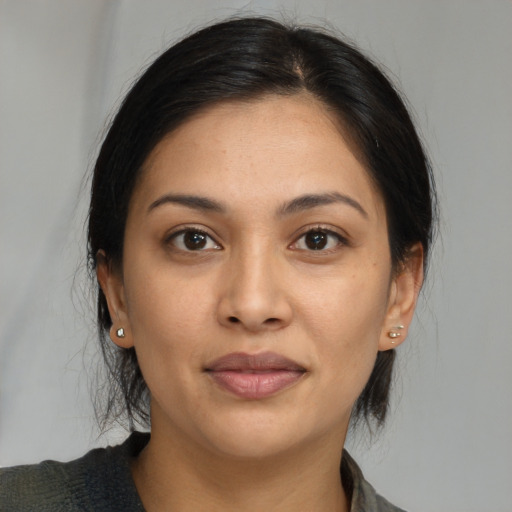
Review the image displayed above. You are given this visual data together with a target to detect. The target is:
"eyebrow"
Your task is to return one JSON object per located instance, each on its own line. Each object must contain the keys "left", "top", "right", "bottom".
{"left": 147, "top": 191, "right": 368, "bottom": 219}
{"left": 148, "top": 194, "right": 225, "bottom": 214}
{"left": 277, "top": 192, "right": 368, "bottom": 219}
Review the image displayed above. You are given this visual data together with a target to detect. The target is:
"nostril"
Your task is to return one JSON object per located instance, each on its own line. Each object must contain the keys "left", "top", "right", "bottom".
{"left": 228, "top": 316, "right": 240, "bottom": 323}
{"left": 264, "top": 318, "right": 279, "bottom": 324}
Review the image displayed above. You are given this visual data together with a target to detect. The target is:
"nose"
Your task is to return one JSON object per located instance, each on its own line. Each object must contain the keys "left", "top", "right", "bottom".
{"left": 217, "top": 245, "right": 293, "bottom": 333}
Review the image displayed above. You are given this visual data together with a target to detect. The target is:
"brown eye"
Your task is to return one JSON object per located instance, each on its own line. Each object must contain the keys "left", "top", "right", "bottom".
{"left": 170, "top": 229, "right": 221, "bottom": 251}
{"left": 184, "top": 231, "right": 207, "bottom": 250}
{"left": 304, "top": 231, "right": 328, "bottom": 250}
{"left": 293, "top": 229, "right": 344, "bottom": 251}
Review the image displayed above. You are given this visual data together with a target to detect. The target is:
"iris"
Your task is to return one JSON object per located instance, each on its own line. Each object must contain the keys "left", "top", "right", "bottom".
{"left": 305, "top": 231, "right": 328, "bottom": 250}
{"left": 184, "top": 231, "right": 207, "bottom": 250}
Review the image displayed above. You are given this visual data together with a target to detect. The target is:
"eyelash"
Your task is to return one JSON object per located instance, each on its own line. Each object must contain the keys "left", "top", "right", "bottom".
{"left": 165, "top": 227, "right": 221, "bottom": 252}
{"left": 290, "top": 226, "right": 348, "bottom": 253}
{"left": 165, "top": 225, "right": 348, "bottom": 253}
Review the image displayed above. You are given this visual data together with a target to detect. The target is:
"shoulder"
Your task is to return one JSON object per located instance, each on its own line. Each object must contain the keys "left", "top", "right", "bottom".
{"left": 342, "top": 450, "right": 408, "bottom": 512}
{"left": 0, "top": 432, "right": 149, "bottom": 512}
{"left": 0, "top": 458, "right": 79, "bottom": 511}
{"left": 357, "top": 478, "right": 408, "bottom": 512}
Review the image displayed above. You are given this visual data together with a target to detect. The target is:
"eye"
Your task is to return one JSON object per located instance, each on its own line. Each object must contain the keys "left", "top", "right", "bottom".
{"left": 292, "top": 228, "right": 345, "bottom": 251}
{"left": 168, "top": 229, "right": 221, "bottom": 251}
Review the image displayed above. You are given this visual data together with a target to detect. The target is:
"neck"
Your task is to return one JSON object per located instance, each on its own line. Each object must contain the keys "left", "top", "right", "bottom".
{"left": 131, "top": 423, "right": 349, "bottom": 512}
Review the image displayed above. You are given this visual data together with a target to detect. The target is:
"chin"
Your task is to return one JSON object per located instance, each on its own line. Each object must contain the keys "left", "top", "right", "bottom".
{"left": 195, "top": 406, "right": 325, "bottom": 461}
{"left": 205, "top": 427, "right": 303, "bottom": 461}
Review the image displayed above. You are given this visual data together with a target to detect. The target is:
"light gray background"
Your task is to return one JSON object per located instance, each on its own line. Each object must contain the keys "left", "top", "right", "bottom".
{"left": 1, "top": 1, "right": 511, "bottom": 511}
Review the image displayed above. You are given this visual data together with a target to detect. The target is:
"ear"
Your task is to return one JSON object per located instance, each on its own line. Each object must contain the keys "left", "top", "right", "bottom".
{"left": 96, "top": 250, "right": 134, "bottom": 349}
{"left": 379, "top": 243, "right": 424, "bottom": 351}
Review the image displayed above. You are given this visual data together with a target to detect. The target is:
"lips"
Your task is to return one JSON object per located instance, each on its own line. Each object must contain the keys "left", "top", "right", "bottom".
{"left": 205, "top": 352, "right": 306, "bottom": 399}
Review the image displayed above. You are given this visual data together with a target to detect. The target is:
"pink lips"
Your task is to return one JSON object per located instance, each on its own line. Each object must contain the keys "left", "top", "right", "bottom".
{"left": 205, "top": 352, "right": 306, "bottom": 399}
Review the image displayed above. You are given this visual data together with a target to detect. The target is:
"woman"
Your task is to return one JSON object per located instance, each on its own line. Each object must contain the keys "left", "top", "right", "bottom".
{"left": 0, "top": 17, "right": 435, "bottom": 511}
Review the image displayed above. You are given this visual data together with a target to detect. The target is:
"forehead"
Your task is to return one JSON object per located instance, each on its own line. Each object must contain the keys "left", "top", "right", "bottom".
{"left": 133, "top": 94, "right": 384, "bottom": 220}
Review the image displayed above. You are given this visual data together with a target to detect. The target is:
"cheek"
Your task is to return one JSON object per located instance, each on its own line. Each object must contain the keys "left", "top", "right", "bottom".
{"left": 122, "top": 270, "right": 215, "bottom": 414}
{"left": 125, "top": 258, "right": 211, "bottom": 326}
{"left": 295, "top": 262, "right": 390, "bottom": 395}
{"left": 297, "top": 262, "right": 390, "bottom": 339}
{"left": 122, "top": 263, "right": 217, "bottom": 371}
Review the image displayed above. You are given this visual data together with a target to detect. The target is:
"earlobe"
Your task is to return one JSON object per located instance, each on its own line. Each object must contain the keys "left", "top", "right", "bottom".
{"left": 379, "top": 243, "right": 424, "bottom": 351}
{"left": 96, "top": 250, "right": 134, "bottom": 349}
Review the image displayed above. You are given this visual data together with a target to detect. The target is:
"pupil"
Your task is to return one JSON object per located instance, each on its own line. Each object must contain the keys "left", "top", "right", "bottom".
{"left": 305, "top": 231, "right": 327, "bottom": 250}
{"left": 184, "top": 231, "right": 207, "bottom": 250}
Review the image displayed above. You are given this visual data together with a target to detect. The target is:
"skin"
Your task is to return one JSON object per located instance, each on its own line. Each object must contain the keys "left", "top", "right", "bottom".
{"left": 98, "top": 93, "right": 423, "bottom": 512}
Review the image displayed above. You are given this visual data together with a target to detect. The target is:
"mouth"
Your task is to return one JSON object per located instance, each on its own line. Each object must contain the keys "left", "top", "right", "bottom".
{"left": 205, "top": 352, "right": 307, "bottom": 400}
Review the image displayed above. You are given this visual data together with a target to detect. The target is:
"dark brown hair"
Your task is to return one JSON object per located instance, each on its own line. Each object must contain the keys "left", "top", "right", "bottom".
{"left": 88, "top": 17, "right": 436, "bottom": 430}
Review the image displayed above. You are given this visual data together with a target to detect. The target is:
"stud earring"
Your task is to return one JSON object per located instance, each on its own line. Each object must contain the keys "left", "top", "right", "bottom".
{"left": 116, "top": 327, "right": 125, "bottom": 338}
{"left": 388, "top": 324, "right": 404, "bottom": 343}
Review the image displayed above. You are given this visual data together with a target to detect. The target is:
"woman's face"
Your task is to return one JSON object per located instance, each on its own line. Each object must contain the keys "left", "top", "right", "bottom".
{"left": 99, "top": 94, "right": 420, "bottom": 459}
